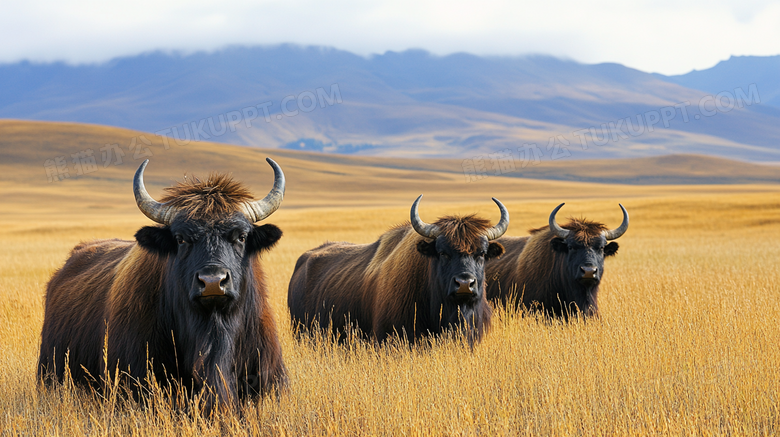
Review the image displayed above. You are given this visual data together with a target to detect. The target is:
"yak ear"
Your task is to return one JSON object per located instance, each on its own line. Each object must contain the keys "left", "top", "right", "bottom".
{"left": 248, "top": 223, "right": 283, "bottom": 254}
{"left": 135, "top": 226, "right": 177, "bottom": 255}
{"left": 604, "top": 242, "right": 619, "bottom": 257}
{"left": 551, "top": 237, "right": 569, "bottom": 253}
{"left": 417, "top": 239, "right": 438, "bottom": 257}
{"left": 486, "top": 242, "right": 504, "bottom": 259}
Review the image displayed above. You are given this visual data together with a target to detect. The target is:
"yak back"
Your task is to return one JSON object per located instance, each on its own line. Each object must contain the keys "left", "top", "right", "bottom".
{"left": 485, "top": 235, "right": 530, "bottom": 302}
{"left": 289, "top": 224, "right": 428, "bottom": 340}
{"left": 38, "top": 238, "right": 136, "bottom": 384}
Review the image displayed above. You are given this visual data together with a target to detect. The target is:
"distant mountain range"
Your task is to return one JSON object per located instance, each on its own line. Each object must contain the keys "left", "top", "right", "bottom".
{"left": 1, "top": 45, "right": 779, "bottom": 161}
{"left": 658, "top": 56, "right": 780, "bottom": 109}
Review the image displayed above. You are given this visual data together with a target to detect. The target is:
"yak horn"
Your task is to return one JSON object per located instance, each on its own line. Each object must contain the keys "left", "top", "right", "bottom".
{"left": 603, "top": 204, "right": 629, "bottom": 240}
{"left": 133, "top": 160, "right": 179, "bottom": 225}
{"left": 410, "top": 195, "right": 441, "bottom": 239}
{"left": 483, "top": 198, "right": 510, "bottom": 240}
{"left": 240, "top": 157, "right": 286, "bottom": 223}
{"left": 548, "top": 203, "right": 571, "bottom": 239}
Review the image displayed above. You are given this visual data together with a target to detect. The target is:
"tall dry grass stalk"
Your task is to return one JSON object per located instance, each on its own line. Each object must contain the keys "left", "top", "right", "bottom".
{"left": 1, "top": 192, "right": 779, "bottom": 435}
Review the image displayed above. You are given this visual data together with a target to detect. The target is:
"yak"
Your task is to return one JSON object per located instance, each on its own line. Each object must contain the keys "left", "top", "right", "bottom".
{"left": 485, "top": 203, "right": 629, "bottom": 317}
{"left": 287, "top": 195, "right": 509, "bottom": 345}
{"left": 37, "top": 158, "right": 288, "bottom": 413}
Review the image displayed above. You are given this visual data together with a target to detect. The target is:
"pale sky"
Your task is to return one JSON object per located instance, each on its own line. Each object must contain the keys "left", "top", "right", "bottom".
{"left": 1, "top": 0, "right": 779, "bottom": 75}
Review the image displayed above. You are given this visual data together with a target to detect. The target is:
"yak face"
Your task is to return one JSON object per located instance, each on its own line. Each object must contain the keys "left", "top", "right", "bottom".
{"left": 136, "top": 212, "right": 281, "bottom": 313}
{"left": 551, "top": 234, "right": 618, "bottom": 288}
{"left": 409, "top": 200, "right": 507, "bottom": 333}
{"left": 541, "top": 204, "right": 629, "bottom": 318}
{"left": 418, "top": 235, "right": 504, "bottom": 304}
{"left": 131, "top": 158, "right": 285, "bottom": 316}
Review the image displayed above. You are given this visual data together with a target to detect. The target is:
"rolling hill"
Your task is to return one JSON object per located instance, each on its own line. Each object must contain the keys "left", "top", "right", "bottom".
{"left": 1, "top": 121, "right": 778, "bottom": 219}
{"left": 1, "top": 46, "right": 779, "bottom": 161}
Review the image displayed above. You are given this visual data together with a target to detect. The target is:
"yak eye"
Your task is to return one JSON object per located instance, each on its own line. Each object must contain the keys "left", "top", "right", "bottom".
{"left": 237, "top": 233, "right": 247, "bottom": 243}
{"left": 175, "top": 235, "right": 185, "bottom": 245}
{"left": 439, "top": 252, "right": 450, "bottom": 260}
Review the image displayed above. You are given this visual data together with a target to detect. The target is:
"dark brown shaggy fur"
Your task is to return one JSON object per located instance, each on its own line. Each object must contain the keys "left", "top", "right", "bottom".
{"left": 433, "top": 215, "right": 492, "bottom": 253}
{"left": 159, "top": 173, "right": 255, "bottom": 218}
{"left": 288, "top": 216, "right": 495, "bottom": 345}
{"left": 528, "top": 218, "right": 608, "bottom": 244}
{"left": 486, "top": 218, "right": 614, "bottom": 316}
{"left": 38, "top": 172, "right": 287, "bottom": 414}
{"left": 39, "top": 240, "right": 287, "bottom": 408}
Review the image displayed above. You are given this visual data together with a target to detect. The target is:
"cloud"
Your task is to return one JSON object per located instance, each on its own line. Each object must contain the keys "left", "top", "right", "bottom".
{"left": 1, "top": 0, "right": 779, "bottom": 75}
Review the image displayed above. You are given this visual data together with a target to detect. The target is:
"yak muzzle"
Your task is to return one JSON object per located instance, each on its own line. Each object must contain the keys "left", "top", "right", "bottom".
{"left": 199, "top": 272, "right": 229, "bottom": 297}
{"left": 451, "top": 274, "right": 478, "bottom": 300}
{"left": 195, "top": 269, "right": 234, "bottom": 310}
{"left": 578, "top": 265, "right": 600, "bottom": 285}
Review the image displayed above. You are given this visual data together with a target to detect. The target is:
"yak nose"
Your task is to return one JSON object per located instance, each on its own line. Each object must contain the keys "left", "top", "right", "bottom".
{"left": 580, "top": 265, "right": 598, "bottom": 279}
{"left": 454, "top": 274, "right": 477, "bottom": 295}
{"left": 197, "top": 271, "right": 230, "bottom": 297}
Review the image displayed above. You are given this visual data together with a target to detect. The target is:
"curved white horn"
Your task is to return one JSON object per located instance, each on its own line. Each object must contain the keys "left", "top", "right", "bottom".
{"left": 410, "top": 195, "right": 441, "bottom": 238}
{"left": 548, "top": 203, "right": 570, "bottom": 239}
{"left": 603, "top": 204, "right": 629, "bottom": 240}
{"left": 483, "top": 198, "right": 510, "bottom": 240}
{"left": 240, "top": 158, "right": 286, "bottom": 223}
{"left": 133, "top": 160, "right": 179, "bottom": 224}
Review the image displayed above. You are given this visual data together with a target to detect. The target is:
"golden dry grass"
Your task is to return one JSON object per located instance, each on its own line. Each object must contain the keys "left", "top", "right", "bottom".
{"left": 2, "top": 119, "right": 780, "bottom": 435}
{"left": 1, "top": 184, "right": 780, "bottom": 435}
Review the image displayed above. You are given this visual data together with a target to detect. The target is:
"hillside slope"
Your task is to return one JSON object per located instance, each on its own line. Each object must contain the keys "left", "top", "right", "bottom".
{"left": 1, "top": 121, "right": 778, "bottom": 217}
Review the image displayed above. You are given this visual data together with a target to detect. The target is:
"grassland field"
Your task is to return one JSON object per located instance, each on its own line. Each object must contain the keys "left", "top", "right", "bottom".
{"left": 1, "top": 121, "right": 780, "bottom": 435}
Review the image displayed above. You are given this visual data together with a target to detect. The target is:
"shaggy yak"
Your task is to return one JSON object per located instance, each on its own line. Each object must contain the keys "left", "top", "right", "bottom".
{"left": 37, "top": 158, "right": 288, "bottom": 413}
{"left": 287, "top": 195, "right": 509, "bottom": 345}
{"left": 485, "top": 203, "right": 629, "bottom": 317}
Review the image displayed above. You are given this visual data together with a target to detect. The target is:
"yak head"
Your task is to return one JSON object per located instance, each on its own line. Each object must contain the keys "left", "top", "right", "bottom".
{"left": 547, "top": 203, "right": 628, "bottom": 292}
{"left": 411, "top": 195, "right": 507, "bottom": 324}
{"left": 132, "top": 158, "right": 284, "bottom": 314}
